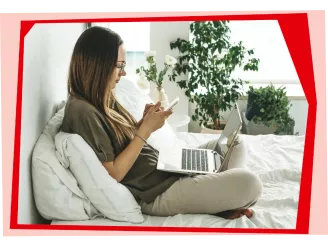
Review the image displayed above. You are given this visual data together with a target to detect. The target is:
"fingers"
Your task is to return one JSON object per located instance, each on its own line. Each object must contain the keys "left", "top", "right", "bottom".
{"left": 154, "top": 106, "right": 164, "bottom": 113}
{"left": 144, "top": 103, "right": 153, "bottom": 112}
{"left": 145, "top": 103, "right": 163, "bottom": 112}
{"left": 145, "top": 103, "right": 153, "bottom": 110}
{"left": 159, "top": 108, "right": 173, "bottom": 117}
{"left": 149, "top": 101, "right": 161, "bottom": 113}
{"left": 143, "top": 107, "right": 152, "bottom": 116}
{"left": 143, "top": 103, "right": 155, "bottom": 117}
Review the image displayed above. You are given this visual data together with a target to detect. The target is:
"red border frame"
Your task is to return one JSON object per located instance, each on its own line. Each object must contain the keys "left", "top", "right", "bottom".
{"left": 10, "top": 13, "right": 316, "bottom": 234}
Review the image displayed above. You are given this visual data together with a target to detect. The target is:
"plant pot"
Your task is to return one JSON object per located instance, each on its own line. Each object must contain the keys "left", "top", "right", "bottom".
{"left": 242, "top": 112, "right": 295, "bottom": 135}
{"left": 200, "top": 121, "right": 227, "bottom": 134}
{"left": 275, "top": 119, "right": 295, "bottom": 135}
{"left": 245, "top": 91, "right": 263, "bottom": 121}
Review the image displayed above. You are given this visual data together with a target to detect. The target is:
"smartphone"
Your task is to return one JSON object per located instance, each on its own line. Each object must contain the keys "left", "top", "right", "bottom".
{"left": 165, "top": 97, "right": 179, "bottom": 111}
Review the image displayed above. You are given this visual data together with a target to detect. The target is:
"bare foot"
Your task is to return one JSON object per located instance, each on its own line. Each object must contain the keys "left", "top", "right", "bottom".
{"left": 215, "top": 209, "right": 253, "bottom": 220}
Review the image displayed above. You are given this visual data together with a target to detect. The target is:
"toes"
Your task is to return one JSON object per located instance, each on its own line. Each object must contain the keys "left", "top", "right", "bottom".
{"left": 242, "top": 209, "right": 253, "bottom": 218}
{"left": 227, "top": 211, "right": 243, "bottom": 220}
{"left": 230, "top": 209, "right": 253, "bottom": 219}
{"left": 216, "top": 209, "right": 254, "bottom": 220}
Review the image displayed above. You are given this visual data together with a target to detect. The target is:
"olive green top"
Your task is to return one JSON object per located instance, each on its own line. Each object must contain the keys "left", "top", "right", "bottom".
{"left": 61, "top": 96, "right": 183, "bottom": 203}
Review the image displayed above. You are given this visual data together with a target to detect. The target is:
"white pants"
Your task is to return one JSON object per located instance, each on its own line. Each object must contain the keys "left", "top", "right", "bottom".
{"left": 140, "top": 135, "right": 263, "bottom": 216}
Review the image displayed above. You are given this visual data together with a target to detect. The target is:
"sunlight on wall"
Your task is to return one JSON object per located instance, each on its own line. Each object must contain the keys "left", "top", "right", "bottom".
{"left": 91, "top": 22, "right": 150, "bottom": 81}
{"left": 92, "top": 21, "right": 300, "bottom": 84}
{"left": 229, "top": 20, "right": 299, "bottom": 83}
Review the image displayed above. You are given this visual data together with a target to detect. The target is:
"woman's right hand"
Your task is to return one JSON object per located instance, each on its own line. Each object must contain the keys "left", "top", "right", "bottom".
{"left": 139, "top": 101, "right": 173, "bottom": 135}
{"left": 103, "top": 102, "right": 172, "bottom": 182}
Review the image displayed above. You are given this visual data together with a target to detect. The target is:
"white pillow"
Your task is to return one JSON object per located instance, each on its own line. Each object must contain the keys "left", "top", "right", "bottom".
{"left": 32, "top": 107, "right": 100, "bottom": 221}
{"left": 54, "top": 132, "right": 145, "bottom": 224}
{"left": 115, "top": 78, "right": 188, "bottom": 150}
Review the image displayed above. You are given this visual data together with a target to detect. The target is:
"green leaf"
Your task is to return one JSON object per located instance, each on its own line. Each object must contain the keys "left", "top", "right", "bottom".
{"left": 169, "top": 20, "right": 260, "bottom": 128}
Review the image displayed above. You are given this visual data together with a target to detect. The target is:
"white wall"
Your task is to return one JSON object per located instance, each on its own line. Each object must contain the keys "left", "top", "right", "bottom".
{"left": 19, "top": 23, "right": 85, "bottom": 224}
{"left": 150, "top": 22, "right": 190, "bottom": 131}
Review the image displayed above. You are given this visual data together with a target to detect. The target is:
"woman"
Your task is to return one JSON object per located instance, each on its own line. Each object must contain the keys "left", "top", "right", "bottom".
{"left": 62, "top": 26, "right": 262, "bottom": 220}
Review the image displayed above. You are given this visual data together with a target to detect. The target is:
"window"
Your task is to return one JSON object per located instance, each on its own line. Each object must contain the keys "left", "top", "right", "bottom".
{"left": 89, "top": 22, "right": 150, "bottom": 81}
{"left": 188, "top": 20, "right": 303, "bottom": 97}
{"left": 189, "top": 20, "right": 299, "bottom": 84}
{"left": 228, "top": 20, "right": 299, "bottom": 84}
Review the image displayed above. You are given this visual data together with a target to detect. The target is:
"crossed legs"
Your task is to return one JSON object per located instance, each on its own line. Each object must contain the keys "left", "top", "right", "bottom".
{"left": 140, "top": 135, "right": 263, "bottom": 219}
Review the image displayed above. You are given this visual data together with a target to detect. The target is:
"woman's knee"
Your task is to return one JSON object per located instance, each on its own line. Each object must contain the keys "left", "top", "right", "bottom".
{"left": 234, "top": 135, "right": 247, "bottom": 152}
{"left": 235, "top": 169, "right": 263, "bottom": 204}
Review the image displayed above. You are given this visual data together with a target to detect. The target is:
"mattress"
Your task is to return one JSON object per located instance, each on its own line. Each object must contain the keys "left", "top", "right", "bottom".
{"left": 52, "top": 133, "right": 305, "bottom": 228}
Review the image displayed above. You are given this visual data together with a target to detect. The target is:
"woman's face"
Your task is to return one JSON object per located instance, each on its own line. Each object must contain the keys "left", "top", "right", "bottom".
{"left": 109, "top": 44, "right": 127, "bottom": 89}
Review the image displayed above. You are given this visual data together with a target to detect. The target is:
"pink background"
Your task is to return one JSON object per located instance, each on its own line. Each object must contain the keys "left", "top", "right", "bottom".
{"left": 0, "top": 11, "right": 326, "bottom": 236}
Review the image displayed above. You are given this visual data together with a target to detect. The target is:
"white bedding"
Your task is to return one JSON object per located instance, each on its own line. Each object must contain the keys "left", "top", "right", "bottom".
{"left": 51, "top": 133, "right": 305, "bottom": 229}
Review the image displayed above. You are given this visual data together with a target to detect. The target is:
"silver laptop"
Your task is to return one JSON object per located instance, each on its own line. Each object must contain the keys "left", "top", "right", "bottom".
{"left": 157, "top": 103, "right": 242, "bottom": 175}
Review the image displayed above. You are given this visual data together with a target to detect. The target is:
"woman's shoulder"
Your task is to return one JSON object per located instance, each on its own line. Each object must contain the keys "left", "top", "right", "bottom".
{"left": 67, "top": 95, "right": 97, "bottom": 111}
{"left": 65, "top": 95, "right": 100, "bottom": 119}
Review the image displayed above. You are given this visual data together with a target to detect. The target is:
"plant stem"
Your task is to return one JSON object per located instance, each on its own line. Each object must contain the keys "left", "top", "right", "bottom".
{"left": 213, "top": 104, "right": 220, "bottom": 130}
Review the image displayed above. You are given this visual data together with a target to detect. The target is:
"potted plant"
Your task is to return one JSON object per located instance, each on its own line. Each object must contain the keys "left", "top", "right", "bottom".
{"left": 245, "top": 84, "right": 295, "bottom": 135}
{"left": 168, "top": 21, "right": 260, "bottom": 132}
{"left": 136, "top": 51, "right": 177, "bottom": 109}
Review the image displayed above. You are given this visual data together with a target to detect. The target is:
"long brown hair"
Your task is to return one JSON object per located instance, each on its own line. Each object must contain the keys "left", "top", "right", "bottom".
{"left": 68, "top": 26, "right": 137, "bottom": 147}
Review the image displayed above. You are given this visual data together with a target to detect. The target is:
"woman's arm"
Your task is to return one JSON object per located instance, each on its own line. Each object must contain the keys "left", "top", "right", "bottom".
{"left": 103, "top": 102, "right": 172, "bottom": 182}
{"left": 136, "top": 119, "right": 143, "bottom": 128}
{"left": 102, "top": 126, "right": 150, "bottom": 182}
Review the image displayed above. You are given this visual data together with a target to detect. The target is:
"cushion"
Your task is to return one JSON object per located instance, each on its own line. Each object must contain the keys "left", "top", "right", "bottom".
{"left": 32, "top": 106, "right": 100, "bottom": 221}
{"left": 54, "top": 132, "right": 145, "bottom": 224}
{"left": 115, "top": 78, "right": 188, "bottom": 151}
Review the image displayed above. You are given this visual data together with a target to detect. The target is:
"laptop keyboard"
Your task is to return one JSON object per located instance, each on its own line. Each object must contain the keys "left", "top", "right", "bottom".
{"left": 182, "top": 149, "right": 209, "bottom": 172}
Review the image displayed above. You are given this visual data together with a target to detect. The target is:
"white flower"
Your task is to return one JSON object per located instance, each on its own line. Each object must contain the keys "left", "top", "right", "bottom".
{"left": 165, "top": 55, "right": 177, "bottom": 66}
{"left": 137, "top": 78, "right": 150, "bottom": 89}
{"left": 145, "top": 51, "right": 156, "bottom": 58}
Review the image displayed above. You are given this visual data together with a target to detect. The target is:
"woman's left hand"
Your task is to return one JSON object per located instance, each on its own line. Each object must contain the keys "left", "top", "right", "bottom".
{"left": 138, "top": 103, "right": 164, "bottom": 127}
{"left": 143, "top": 103, "right": 164, "bottom": 116}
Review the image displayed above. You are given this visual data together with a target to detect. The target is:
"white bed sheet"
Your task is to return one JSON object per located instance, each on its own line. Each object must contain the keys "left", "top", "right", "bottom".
{"left": 52, "top": 133, "right": 305, "bottom": 229}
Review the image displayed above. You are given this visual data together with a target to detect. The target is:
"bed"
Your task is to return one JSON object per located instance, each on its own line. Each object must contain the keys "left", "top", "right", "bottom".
{"left": 14, "top": 19, "right": 312, "bottom": 233}
{"left": 12, "top": 22, "right": 310, "bottom": 233}
{"left": 21, "top": 68, "right": 304, "bottom": 229}
{"left": 51, "top": 132, "right": 304, "bottom": 229}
